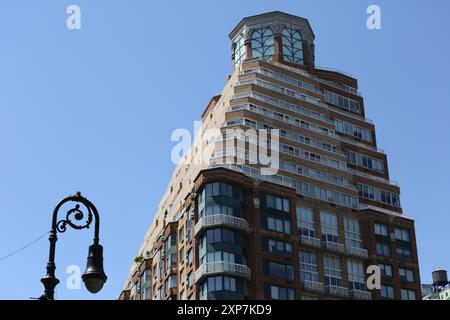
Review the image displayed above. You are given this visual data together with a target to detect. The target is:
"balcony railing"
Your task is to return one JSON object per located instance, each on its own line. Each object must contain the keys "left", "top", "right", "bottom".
{"left": 299, "top": 236, "right": 322, "bottom": 249}
{"left": 301, "top": 280, "right": 325, "bottom": 293}
{"left": 347, "top": 167, "right": 399, "bottom": 187}
{"left": 264, "top": 60, "right": 362, "bottom": 96}
{"left": 349, "top": 289, "right": 372, "bottom": 300}
{"left": 325, "top": 285, "right": 349, "bottom": 298}
{"left": 346, "top": 246, "right": 369, "bottom": 259}
{"left": 322, "top": 241, "right": 346, "bottom": 254}
{"left": 194, "top": 214, "right": 249, "bottom": 236}
{"left": 194, "top": 262, "right": 251, "bottom": 283}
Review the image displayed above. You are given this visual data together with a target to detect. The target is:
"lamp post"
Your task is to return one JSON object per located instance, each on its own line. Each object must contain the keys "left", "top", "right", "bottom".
{"left": 39, "top": 192, "right": 107, "bottom": 300}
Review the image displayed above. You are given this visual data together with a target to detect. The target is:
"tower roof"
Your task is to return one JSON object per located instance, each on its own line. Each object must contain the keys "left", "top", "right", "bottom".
{"left": 228, "top": 11, "right": 315, "bottom": 42}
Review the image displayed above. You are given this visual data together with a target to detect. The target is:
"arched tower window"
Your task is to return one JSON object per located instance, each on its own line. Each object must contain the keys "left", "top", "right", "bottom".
{"left": 234, "top": 36, "right": 245, "bottom": 67}
{"left": 282, "top": 28, "right": 304, "bottom": 65}
{"left": 251, "top": 27, "right": 274, "bottom": 60}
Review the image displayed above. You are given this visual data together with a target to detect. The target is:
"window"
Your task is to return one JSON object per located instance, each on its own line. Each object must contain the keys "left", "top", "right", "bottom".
{"left": 264, "top": 215, "right": 291, "bottom": 234}
{"left": 251, "top": 27, "right": 274, "bottom": 60}
{"left": 234, "top": 36, "right": 245, "bottom": 67}
{"left": 262, "top": 193, "right": 290, "bottom": 212}
{"left": 401, "top": 289, "right": 416, "bottom": 300}
{"left": 223, "top": 276, "right": 237, "bottom": 292}
{"left": 344, "top": 218, "right": 362, "bottom": 248}
{"left": 165, "top": 234, "right": 177, "bottom": 271}
{"left": 296, "top": 207, "right": 315, "bottom": 237}
{"left": 380, "top": 285, "right": 395, "bottom": 299}
{"left": 179, "top": 226, "right": 184, "bottom": 242}
{"left": 263, "top": 260, "right": 294, "bottom": 281}
{"left": 335, "top": 119, "right": 372, "bottom": 142}
{"left": 299, "top": 250, "right": 319, "bottom": 283}
{"left": 246, "top": 90, "right": 326, "bottom": 121}
{"left": 186, "top": 220, "right": 192, "bottom": 242}
{"left": 347, "top": 149, "right": 357, "bottom": 164}
{"left": 199, "top": 276, "right": 238, "bottom": 299}
{"left": 263, "top": 237, "right": 293, "bottom": 257}
{"left": 157, "top": 286, "right": 163, "bottom": 300}
{"left": 131, "top": 282, "right": 138, "bottom": 300}
{"left": 281, "top": 161, "right": 348, "bottom": 188}
{"left": 399, "top": 268, "right": 415, "bottom": 282}
{"left": 264, "top": 284, "right": 295, "bottom": 300}
{"left": 201, "top": 182, "right": 237, "bottom": 199}
{"left": 395, "top": 228, "right": 410, "bottom": 242}
{"left": 244, "top": 118, "right": 257, "bottom": 128}
{"left": 381, "top": 190, "right": 401, "bottom": 208}
{"left": 180, "top": 269, "right": 184, "bottom": 285}
{"left": 199, "top": 282, "right": 207, "bottom": 300}
{"left": 379, "top": 264, "right": 393, "bottom": 278}
{"left": 282, "top": 28, "right": 303, "bottom": 65}
{"left": 187, "top": 272, "right": 193, "bottom": 288}
{"left": 347, "top": 260, "right": 366, "bottom": 291}
{"left": 221, "top": 183, "right": 233, "bottom": 197}
{"left": 397, "top": 247, "right": 412, "bottom": 262}
{"left": 281, "top": 133, "right": 337, "bottom": 154}
{"left": 203, "top": 276, "right": 237, "bottom": 293}
{"left": 374, "top": 223, "right": 389, "bottom": 237}
{"left": 155, "top": 250, "right": 162, "bottom": 280}
{"left": 165, "top": 274, "right": 177, "bottom": 293}
{"left": 296, "top": 181, "right": 358, "bottom": 209}
{"left": 179, "top": 247, "right": 184, "bottom": 265}
{"left": 202, "top": 251, "right": 235, "bottom": 264}
{"left": 212, "top": 182, "right": 219, "bottom": 196}
{"left": 204, "top": 228, "right": 242, "bottom": 245}
{"left": 187, "top": 249, "right": 193, "bottom": 265}
{"left": 358, "top": 184, "right": 375, "bottom": 200}
{"left": 140, "top": 270, "right": 151, "bottom": 300}
{"left": 376, "top": 242, "right": 391, "bottom": 257}
{"left": 346, "top": 151, "right": 384, "bottom": 172}
{"left": 203, "top": 204, "right": 240, "bottom": 218}
{"left": 323, "top": 255, "right": 342, "bottom": 286}
{"left": 358, "top": 185, "right": 401, "bottom": 208}
{"left": 320, "top": 211, "right": 339, "bottom": 243}
{"left": 197, "top": 183, "right": 242, "bottom": 219}
{"left": 199, "top": 234, "right": 206, "bottom": 256}
{"left": 324, "top": 91, "right": 361, "bottom": 113}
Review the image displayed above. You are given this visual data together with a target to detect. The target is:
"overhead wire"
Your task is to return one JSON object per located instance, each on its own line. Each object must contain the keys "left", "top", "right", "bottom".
{"left": 0, "top": 231, "right": 50, "bottom": 262}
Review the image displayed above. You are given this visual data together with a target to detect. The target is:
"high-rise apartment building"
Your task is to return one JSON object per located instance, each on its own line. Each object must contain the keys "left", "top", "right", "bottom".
{"left": 119, "top": 11, "right": 421, "bottom": 300}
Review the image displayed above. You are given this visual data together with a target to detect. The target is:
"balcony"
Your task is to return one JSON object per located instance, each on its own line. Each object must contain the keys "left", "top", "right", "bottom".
{"left": 322, "top": 241, "right": 346, "bottom": 254}
{"left": 194, "top": 214, "right": 249, "bottom": 236}
{"left": 346, "top": 246, "right": 369, "bottom": 259}
{"left": 349, "top": 289, "right": 372, "bottom": 300}
{"left": 299, "top": 236, "right": 322, "bottom": 249}
{"left": 325, "top": 285, "right": 349, "bottom": 298}
{"left": 194, "top": 262, "right": 251, "bottom": 283}
{"left": 301, "top": 280, "right": 325, "bottom": 294}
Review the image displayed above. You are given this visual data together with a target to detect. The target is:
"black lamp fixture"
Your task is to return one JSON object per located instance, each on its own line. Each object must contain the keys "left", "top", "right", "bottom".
{"left": 40, "top": 192, "right": 107, "bottom": 300}
{"left": 82, "top": 244, "right": 107, "bottom": 293}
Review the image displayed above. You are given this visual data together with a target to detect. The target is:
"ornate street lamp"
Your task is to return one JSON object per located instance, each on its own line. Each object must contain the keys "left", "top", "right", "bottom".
{"left": 39, "top": 192, "right": 107, "bottom": 300}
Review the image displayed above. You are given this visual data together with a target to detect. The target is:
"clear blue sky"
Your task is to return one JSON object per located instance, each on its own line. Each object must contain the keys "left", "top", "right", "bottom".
{"left": 0, "top": 0, "right": 449, "bottom": 299}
